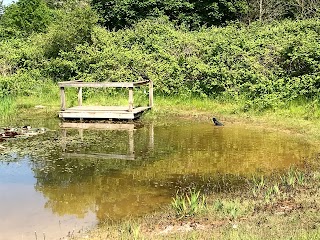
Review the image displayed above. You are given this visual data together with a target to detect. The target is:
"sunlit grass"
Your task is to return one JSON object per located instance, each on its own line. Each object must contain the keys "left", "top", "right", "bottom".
{"left": 75, "top": 165, "right": 320, "bottom": 240}
{"left": 3, "top": 85, "right": 320, "bottom": 142}
{"left": 171, "top": 189, "right": 206, "bottom": 218}
{"left": 0, "top": 96, "right": 17, "bottom": 120}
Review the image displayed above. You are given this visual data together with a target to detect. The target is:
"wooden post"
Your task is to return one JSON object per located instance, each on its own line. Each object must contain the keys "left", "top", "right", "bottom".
{"left": 61, "top": 129, "right": 67, "bottom": 152}
{"left": 149, "top": 80, "right": 153, "bottom": 108}
{"left": 128, "top": 87, "right": 134, "bottom": 112}
{"left": 79, "top": 128, "right": 83, "bottom": 141}
{"left": 78, "top": 87, "right": 82, "bottom": 106}
{"left": 60, "top": 87, "right": 66, "bottom": 111}
{"left": 149, "top": 123, "right": 154, "bottom": 150}
{"left": 129, "top": 129, "right": 134, "bottom": 155}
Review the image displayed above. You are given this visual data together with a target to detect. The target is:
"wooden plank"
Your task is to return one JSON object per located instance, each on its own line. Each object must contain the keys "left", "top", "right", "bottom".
{"left": 58, "top": 80, "right": 150, "bottom": 88}
{"left": 69, "top": 106, "right": 129, "bottom": 111}
{"left": 59, "top": 107, "right": 151, "bottom": 119}
{"left": 59, "top": 111, "right": 135, "bottom": 119}
{"left": 60, "top": 122, "right": 135, "bottom": 131}
{"left": 78, "top": 87, "right": 82, "bottom": 106}
{"left": 62, "top": 106, "right": 150, "bottom": 113}
{"left": 128, "top": 87, "right": 133, "bottom": 112}
{"left": 59, "top": 82, "right": 133, "bottom": 88}
{"left": 61, "top": 106, "right": 150, "bottom": 113}
{"left": 63, "top": 152, "right": 136, "bottom": 161}
{"left": 149, "top": 80, "right": 153, "bottom": 107}
{"left": 60, "top": 87, "right": 66, "bottom": 111}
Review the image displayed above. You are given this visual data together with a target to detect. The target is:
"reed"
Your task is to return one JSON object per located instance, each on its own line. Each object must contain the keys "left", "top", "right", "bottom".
{"left": 0, "top": 96, "right": 16, "bottom": 120}
{"left": 171, "top": 189, "right": 206, "bottom": 218}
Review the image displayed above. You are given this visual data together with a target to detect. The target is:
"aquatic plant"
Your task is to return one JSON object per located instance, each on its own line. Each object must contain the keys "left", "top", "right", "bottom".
{"left": 127, "top": 224, "right": 141, "bottom": 240}
{"left": 281, "top": 168, "right": 307, "bottom": 188}
{"left": 252, "top": 175, "right": 266, "bottom": 197}
{"left": 213, "top": 199, "right": 250, "bottom": 220}
{"left": 264, "top": 184, "right": 281, "bottom": 203}
{"left": 171, "top": 189, "right": 206, "bottom": 218}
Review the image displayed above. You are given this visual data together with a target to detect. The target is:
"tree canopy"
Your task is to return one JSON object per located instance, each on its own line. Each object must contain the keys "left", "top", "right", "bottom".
{"left": 1, "top": 0, "right": 52, "bottom": 36}
{"left": 91, "top": 0, "right": 248, "bottom": 30}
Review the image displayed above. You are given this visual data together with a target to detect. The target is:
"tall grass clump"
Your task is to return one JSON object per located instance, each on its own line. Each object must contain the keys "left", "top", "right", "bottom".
{"left": 0, "top": 96, "right": 16, "bottom": 119}
{"left": 171, "top": 189, "right": 206, "bottom": 218}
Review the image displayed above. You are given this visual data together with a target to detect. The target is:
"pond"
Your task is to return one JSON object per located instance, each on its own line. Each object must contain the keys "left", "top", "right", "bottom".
{"left": 0, "top": 119, "right": 318, "bottom": 239}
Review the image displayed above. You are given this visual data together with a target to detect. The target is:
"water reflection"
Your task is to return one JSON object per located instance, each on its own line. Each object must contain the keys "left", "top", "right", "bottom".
{"left": 33, "top": 122, "right": 317, "bottom": 220}
{"left": 0, "top": 121, "right": 318, "bottom": 239}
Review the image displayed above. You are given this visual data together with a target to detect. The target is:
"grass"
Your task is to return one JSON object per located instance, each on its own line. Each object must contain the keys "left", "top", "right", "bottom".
{"left": 0, "top": 96, "right": 16, "bottom": 120}
{"left": 171, "top": 189, "right": 206, "bottom": 218}
{"left": 4, "top": 86, "right": 320, "bottom": 141}
{"left": 74, "top": 166, "right": 320, "bottom": 240}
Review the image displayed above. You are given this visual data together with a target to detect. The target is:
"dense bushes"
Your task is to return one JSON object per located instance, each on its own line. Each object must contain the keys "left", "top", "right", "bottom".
{"left": 42, "top": 18, "right": 320, "bottom": 109}
{"left": 1, "top": 10, "right": 320, "bottom": 110}
{"left": 0, "top": 0, "right": 53, "bottom": 37}
{"left": 91, "top": 0, "right": 248, "bottom": 30}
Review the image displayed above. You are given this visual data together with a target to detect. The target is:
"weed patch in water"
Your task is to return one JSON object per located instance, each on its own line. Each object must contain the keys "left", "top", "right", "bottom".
{"left": 171, "top": 189, "right": 206, "bottom": 218}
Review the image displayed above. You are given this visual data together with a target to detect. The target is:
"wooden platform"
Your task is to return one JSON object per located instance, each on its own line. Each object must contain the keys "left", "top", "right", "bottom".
{"left": 60, "top": 122, "right": 136, "bottom": 130}
{"left": 59, "top": 106, "right": 151, "bottom": 119}
{"left": 58, "top": 80, "right": 153, "bottom": 120}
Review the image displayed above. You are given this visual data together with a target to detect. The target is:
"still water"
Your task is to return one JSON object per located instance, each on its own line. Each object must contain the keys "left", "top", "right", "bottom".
{"left": 0, "top": 120, "right": 317, "bottom": 239}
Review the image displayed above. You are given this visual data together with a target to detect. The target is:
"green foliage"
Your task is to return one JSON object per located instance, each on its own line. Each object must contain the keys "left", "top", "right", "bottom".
{"left": 41, "top": 5, "right": 98, "bottom": 58}
{"left": 91, "top": 0, "right": 248, "bottom": 30}
{"left": 171, "top": 189, "right": 206, "bottom": 218}
{"left": 2, "top": 16, "right": 320, "bottom": 111}
{"left": 0, "top": 1, "right": 4, "bottom": 17}
{"left": 0, "top": 96, "right": 16, "bottom": 119}
{"left": 281, "top": 167, "right": 306, "bottom": 187}
{"left": 43, "top": 18, "right": 320, "bottom": 110}
{"left": 0, "top": 0, "right": 53, "bottom": 36}
{"left": 213, "top": 199, "right": 249, "bottom": 220}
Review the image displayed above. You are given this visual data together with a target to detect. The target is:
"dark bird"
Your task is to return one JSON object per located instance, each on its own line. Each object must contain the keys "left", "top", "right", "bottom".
{"left": 213, "top": 117, "right": 224, "bottom": 126}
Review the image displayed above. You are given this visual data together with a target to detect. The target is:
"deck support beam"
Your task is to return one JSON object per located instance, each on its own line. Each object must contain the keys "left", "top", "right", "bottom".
{"left": 149, "top": 80, "right": 153, "bottom": 108}
{"left": 60, "top": 87, "right": 66, "bottom": 111}
{"left": 78, "top": 87, "right": 82, "bottom": 106}
{"left": 128, "top": 87, "right": 134, "bottom": 112}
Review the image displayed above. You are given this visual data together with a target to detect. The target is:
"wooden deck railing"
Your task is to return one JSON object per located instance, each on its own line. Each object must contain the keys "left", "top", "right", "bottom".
{"left": 58, "top": 80, "right": 153, "bottom": 112}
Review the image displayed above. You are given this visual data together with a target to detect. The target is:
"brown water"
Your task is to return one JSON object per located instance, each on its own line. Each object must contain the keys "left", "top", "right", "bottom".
{"left": 0, "top": 120, "right": 317, "bottom": 239}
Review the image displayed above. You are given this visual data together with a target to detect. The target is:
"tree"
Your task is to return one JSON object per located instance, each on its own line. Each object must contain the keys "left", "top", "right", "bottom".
{"left": 1, "top": 0, "right": 53, "bottom": 36}
{"left": 0, "top": 0, "right": 4, "bottom": 17}
{"left": 42, "top": 4, "right": 99, "bottom": 58}
{"left": 91, "top": 0, "right": 248, "bottom": 30}
{"left": 244, "top": 0, "right": 320, "bottom": 22}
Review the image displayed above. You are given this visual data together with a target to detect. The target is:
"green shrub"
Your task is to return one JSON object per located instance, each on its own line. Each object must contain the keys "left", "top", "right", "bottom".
{"left": 2, "top": 17, "right": 320, "bottom": 111}
{"left": 0, "top": 0, "right": 53, "bottom": 36}
{"left": 91, "top": 0, "right": 248, "bottom": 30}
